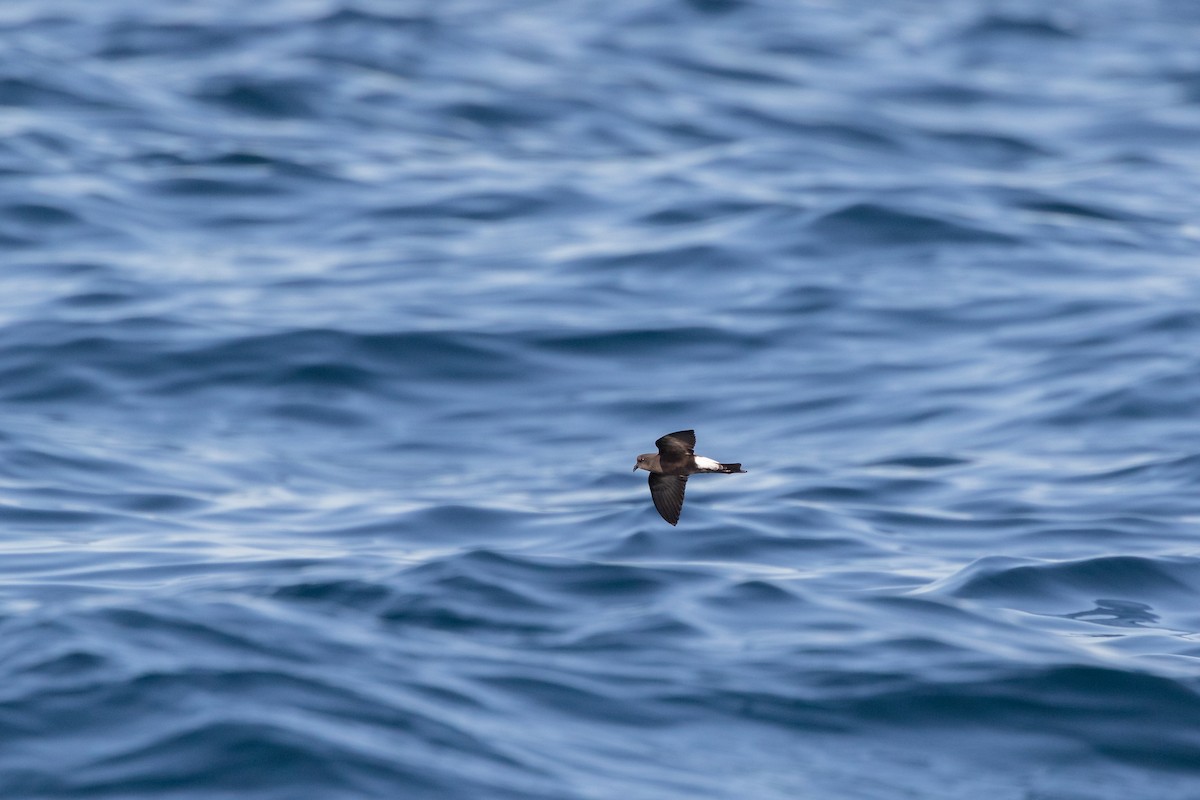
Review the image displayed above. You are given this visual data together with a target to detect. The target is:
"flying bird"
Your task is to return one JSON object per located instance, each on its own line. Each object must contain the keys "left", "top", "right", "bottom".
{"left": 633, "top": 430, "right": 746, "bottom": 525}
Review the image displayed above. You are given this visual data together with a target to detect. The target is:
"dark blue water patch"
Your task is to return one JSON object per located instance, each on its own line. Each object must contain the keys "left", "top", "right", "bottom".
{"left": 920, "top": 130, "right": 1048, "bottom": 166}
{"left": 440, "top": 97, "right": 566, "bottom": 131}
{"left": 786, "top": 477, "right": 948, "bottom": 506}
{"left": 73, "top": 721, "right": 422, "bottom": 798}
{"left": 706, "top": 577, "right": 804, "bottom": 608}
{"left": 0, "top": 74, "right": 118, "bottom": 111}
{"left": 635, "top": 199, "right": 762, "bottom": 227}
{"left": 0, "top": 603, "right": 548, "bottom": 785}
{"left": 533, "top": 326, "right": 766, "bottom": 361}
{"left": 0, "top": 199, "right": 120, "bottom": 249}
{"left": 694, "top": 579, "right": 813, "bottom": 636}
{"left": 1140, "top": 309, "right": 1200, "bottom": 335}
{"left": 866, "top": 454, "right": 972, "bottom": 469}
{"left": 852, "top": 664, "right": 1200, "bottom": 756}
{"left": 1180, "top": 70, "right": 1200, "bottom": 104}
{"left": 0, "top": 129, "right": 72, "bottom": 176}
{"left": 649, "top": 644, "right": 1200, "bottom": 771}
{"left": 1017, "top": 198, "right": 1130, "bottom": 222}
{"left": 0, "top": 369, "right": 109, "bottom": 404}
{"left": 606, "top": 522, "right": 871, "bottom": 564}
{"left": 58, "top": 289, "right": 148, "bottom": 309}
{"left": 2, "top": 201, "right": 79, "bottom": 226}
{"left": 747, "top": 283, "right": 852, "bottom": 316}
{"left": 806, "top": 202, "right": 1016, "bottom": 247}
{"left": 660, "top": 684, "right": 849, "bottom": 734}
{"left": 560, "top": 241, "right": 742, "bottom": 274}
{"left": 380, "top": 587, "right": 559, "bottom": 637}
{"left": 0, "top": 326, "right": 538, "bottom": 405}
{"left": 1039, "top": 375, "right": 1200, "bottom": 426}
{"left": 406, "top": 549, "right": 710, "bottom": 605}
{"left": 0, "top": 503, "right": 125, "bottom": 531}
{"left": 80, "top": 490, "right": 207, "bottom": 516}
{"left": 1054, "top": 453, "right": 1200, "bottom": 490}
{"left": 267, "top": 401, "right": 370, "bottom": 428}
{"left": 386, "top": 506, "right": 540, "bottom": 544}
{"left": 881, "top": 81, "right": 1006, "bottom": 107}
{"left": 265, "top": 550, "right": 709, "bottom": 643}
{"left": 732, "top": 110, "right": 901, "bottom": 152}
{"left": 145, "top": 174, "right": 296, "bottom": 199}
{"left": 925, "top": 554, "right": 1200, "bottom": 608}
{"left": 652, "top": 51, "right": 796, "bottom": 88}
{"left": 194, "top": 76, "right": 324, "bottom": 119}
{"left": 138, "top": 168, "right": 348, "bottom": 218}
{"left": 962, "top": 13, "right": 1080, "bottom": 42}
{"left": 366, "top": 187, "right": 570, "bottom": 223}
{"left": 96, "top": 21, "right": 252, "bottom": 59}
{"left": 681, "top": 0, "right": 746, "bottom": 15}
{"left": 123, "top": 147, "right": 343, "bottom": 187}
{"left": 269, "top": 577, "right": 393, "bottom": 608}
{"left": 0, "top": 443, "right": 155, "bottom": 492}
{"left": 548, "top": 610, "right": 703, "bottom": 654}
{"left": 1064, "top": 599, "right": 1160, "bottom": 628}
{"left": 476, "top": 672, "right": 673, "bottom": 728}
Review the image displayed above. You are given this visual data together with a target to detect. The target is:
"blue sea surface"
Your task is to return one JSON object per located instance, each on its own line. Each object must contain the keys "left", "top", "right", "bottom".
{"left": 3, "top": 1, "right": 1200, "bottom": 797}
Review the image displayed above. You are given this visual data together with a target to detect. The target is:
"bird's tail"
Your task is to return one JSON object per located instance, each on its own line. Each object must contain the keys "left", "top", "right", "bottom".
{"left": 717, "top": 463, "right": 746, "bottom": 473}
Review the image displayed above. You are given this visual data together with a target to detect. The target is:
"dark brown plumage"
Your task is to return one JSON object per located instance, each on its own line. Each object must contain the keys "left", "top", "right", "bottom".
{"left": 633, "top": 430, "right": 745, "bottom": 525}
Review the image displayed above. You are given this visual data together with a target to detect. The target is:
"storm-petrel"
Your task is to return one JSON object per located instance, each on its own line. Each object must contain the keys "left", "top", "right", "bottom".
{"left": 633, "top": 430, "right": 746, "bottom": 525}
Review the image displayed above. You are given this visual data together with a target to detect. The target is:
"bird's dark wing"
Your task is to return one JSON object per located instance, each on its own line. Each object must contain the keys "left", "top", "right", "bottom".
{"left": 648, "top": 473, "right": 687, "bottom": 526}
{"left": 655, "top": 430, "right": 695, "bottom": 455}
{"left": 655, "top": 430, "right": 695, "bottom": 473}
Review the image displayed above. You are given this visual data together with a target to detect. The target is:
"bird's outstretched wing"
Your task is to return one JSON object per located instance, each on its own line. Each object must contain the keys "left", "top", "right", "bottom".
{"left": 648, "top": 473, "right": 687, "bottom": 526}
{"left": 655, "top": 430, "right": 695, "bottom": 455}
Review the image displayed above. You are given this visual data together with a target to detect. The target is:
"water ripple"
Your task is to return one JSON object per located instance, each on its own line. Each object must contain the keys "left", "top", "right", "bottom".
{"left": 2, "top": 0, "right": 1200, "bottom": 798}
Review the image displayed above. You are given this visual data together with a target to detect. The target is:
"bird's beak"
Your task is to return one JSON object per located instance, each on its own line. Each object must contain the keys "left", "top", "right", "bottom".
{"left": 632, "top": 463, "right": 639, "bottom": 471}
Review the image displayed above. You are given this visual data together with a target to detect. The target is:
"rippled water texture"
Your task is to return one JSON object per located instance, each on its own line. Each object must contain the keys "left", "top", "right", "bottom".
{"left": 3, "top": 1, "right": 1200, "bottom": 797}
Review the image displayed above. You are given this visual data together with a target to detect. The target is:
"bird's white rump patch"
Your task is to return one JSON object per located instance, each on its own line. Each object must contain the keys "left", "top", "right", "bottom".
{"left": 694, "top": 456, "right": 721, "bottom": 471}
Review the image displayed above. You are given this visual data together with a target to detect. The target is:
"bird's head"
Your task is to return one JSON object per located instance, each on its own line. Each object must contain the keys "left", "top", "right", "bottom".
{"left": 633, "top": 453, "right": 655, "bottom": 472}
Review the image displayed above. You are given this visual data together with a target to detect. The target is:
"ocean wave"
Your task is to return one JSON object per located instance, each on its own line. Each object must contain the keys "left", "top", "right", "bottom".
{"left": 2, "top": 0, "right": 1200, "bottom": 797}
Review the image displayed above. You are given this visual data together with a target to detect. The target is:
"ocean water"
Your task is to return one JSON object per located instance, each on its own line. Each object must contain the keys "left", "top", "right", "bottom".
{"left": 2, "top": 0, "right": 1200, "bottom": 797}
